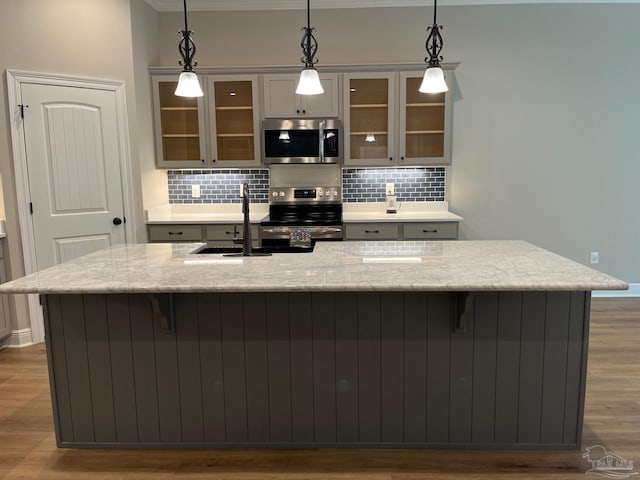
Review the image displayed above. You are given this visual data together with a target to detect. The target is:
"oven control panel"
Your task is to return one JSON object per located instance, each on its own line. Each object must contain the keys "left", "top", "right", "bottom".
{"left": 269, "top": 186, "right": 342, "bottom": 203}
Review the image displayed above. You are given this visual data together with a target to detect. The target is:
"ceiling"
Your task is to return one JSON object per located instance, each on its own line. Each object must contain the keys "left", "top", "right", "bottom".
{"left": 143, "top": 0, "right": 637, "bottom": 11}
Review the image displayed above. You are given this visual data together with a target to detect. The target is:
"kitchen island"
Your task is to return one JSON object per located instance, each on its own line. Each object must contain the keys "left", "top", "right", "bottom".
{"left": 0, "top": 240, "right": 626, "bottom": 450}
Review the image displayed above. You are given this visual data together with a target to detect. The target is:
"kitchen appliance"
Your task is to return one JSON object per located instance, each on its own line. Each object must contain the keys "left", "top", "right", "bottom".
{"left": 260, "top": 185, "right": 343, "bottom": 244}
{"left": 262, "top": 118, "right": 342, "bottom": 164}
{"left": 386, "top": 194, "right": 398, "bottom": 213}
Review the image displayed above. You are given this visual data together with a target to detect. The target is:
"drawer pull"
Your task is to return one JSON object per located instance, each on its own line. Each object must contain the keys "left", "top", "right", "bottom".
{"left": 364, "top": 230, "right": 380, "bottom": 234}
{"left": 225, "top": 231, "right": 234, "bottom": 235}
{"left": 422, "top": 229, "right": 438, "bottom": 233}
{"left": 168, "top": 231, "right": 183, "bottom": 235}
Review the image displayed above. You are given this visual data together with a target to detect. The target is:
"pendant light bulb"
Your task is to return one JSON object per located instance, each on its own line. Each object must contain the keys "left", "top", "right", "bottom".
{"left": 365, "top": 133, "right": 376, "bottom": 143}
{"left": 419, "top": 66, "right": 448, "bottom": 94}
{"left": 175, "top": 71, "right": 204, "bottom": 97}
{"left": 296, "top": 68, "right": 324, "bottom": 95}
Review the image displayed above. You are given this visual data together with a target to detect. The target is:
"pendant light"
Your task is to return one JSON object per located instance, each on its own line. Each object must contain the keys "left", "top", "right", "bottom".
{"left": 419, "top": 0, "right": 448, "bottom": 94}
{"left": 174, "top": 0, "right": 203, "bottom": 97}
{"left": 296, "top": 0, "right": 324, "bottom": 95}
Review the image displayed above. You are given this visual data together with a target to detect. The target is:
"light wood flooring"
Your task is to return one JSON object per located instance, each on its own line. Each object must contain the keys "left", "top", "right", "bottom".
{"left": 0, "top": 297, "right": 638, "bottom": 479}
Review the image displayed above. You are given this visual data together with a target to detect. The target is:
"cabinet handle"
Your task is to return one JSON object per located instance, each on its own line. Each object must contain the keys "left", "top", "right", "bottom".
{"left": 302, "top": 109, "right": 306, "bottom": 114}
{"left": 296, "top": 109, "right": 300, "bottom": 114}
{"left": 423, "top": 229, "right": 438, "bottom": 233}
{"left": 201, "top": 159, "right": 205, "bottom": 163}
{"left": 400, "top": 156, "right": 405, "bottom": 161}
{"left": 168, "top": 231, "right": 183, "bottom": 235}
{"left": 224, "top": 231, "right": 234, "bottom": 235}
{"left": 389, "top": 157, "right": 393, "bottom": 161}
{"left": 364, "top": 230, "right": 380, "bottom": 234}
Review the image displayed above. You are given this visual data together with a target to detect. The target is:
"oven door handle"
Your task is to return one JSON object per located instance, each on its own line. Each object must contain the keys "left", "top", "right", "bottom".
{"left": 260, "top": 227, "right": 291, "bottom": 235}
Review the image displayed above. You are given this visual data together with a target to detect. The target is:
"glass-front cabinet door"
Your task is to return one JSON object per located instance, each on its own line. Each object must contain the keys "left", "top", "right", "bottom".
{"left": 207, "top": 75, "right": 260, "bottom": 167}
{"left": 399, "top": 71, "right": 452, "bottom": 165}
{"left": 344, "top": 72, "right": 396, "bottom": 166}
{"left": 152, "top": 76, "right": 207, "bottom": 168}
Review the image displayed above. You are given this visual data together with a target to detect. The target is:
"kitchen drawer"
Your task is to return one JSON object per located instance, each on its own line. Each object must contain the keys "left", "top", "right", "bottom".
{"left": 345, "top": 223, "right": 399, "bottom": 240}
{"left": 148, "top": 224, "right": 204, "bottom": 242}
{"left": 205, "top": 224, "right": 258, "bottom": 240}
{"left": 403, "top": 222, "right": 458, "bottom": 240}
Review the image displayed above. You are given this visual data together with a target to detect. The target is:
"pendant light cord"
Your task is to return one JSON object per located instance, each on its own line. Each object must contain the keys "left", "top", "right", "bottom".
{"left": 433, "top": 0, "right": 437, "bottom": 26}
{"left": 183, "top": 0, "right": 188, "bottom": 32}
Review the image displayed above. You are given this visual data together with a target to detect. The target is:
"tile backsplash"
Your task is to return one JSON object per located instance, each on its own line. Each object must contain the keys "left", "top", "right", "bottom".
{"left": 168, "top": 167, "right": 445, "bottom": 204}
{"left": 342, "top": 167, "right": 445, "bottom": 203}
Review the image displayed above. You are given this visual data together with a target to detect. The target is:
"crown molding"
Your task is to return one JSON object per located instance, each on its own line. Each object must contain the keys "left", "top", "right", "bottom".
{"left": 144, "top": 0, "right": 638, "bottom": 12}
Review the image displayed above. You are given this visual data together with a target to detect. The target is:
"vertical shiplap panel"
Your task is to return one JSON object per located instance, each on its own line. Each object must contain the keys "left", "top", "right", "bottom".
{"left": 563, "top": 291, "right": 587, "bottom": 444}
{"left": 175, "top": 294, "right": 204, "bottom": 443}
{"left": 312, "top": 293, "right": 337, "bottom": 443}
{"left": 358, "top": 293, "right": 381, "bottom": 442}
{"left": 426, "top": 293, "right": 451, "bottom": 443}
{"left": 289, "top": 293, "right": 314, "bottom": 442}
{"left": 83, "top": 294, "right": 116, "bottom": 443}
{"left": 197, "top": 294, "right": 226, "bottom": 443}
{"left": 517, "top": 292, "right": 546, "bottom": 444}
{"left": 61, "top": 295, "right": 95, "bottom": 442}
{"left": 403, "top": 293, "right": 427, "bottom": 443}
{"left": 449, "top": 294, "right": 474, "bottom": 443}
{"left": 220, "top": 293, "right": 248, "bottom": 442}
{"left": 334, "top": 293, "right": 359, "bottom": 443}
{"left": 494, "top": 292, "right": 522, "bottom": 444}
{"left": 107, "top": 295, "right": 138, "bottom": 443}
{"left": 152, "top": 295, "right": 182, "bottom": 443}
{"left": 244, "top": 293, "right": 270, "bottom": 442}
{"left": 45, "top": 295, "right": 75, "bottom": 443}
{"left": 266, "top": 293, "right": 292, "bottom": 442}
{"left": 471, "top": 292, "right": 498, "bottom": 443}
{"left": 540, "top": 292, "right": 570, "bottom": 443}
{"left": 380, "top": 293, "right": 404, "bottom": 442}
{"left": 129, "top": 294, "right": 161, "bottom": 443}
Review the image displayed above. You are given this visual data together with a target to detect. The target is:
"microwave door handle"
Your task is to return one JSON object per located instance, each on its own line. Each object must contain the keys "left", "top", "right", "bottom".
{"left": 319, "top": 120, "right": 325, "bottom": 163}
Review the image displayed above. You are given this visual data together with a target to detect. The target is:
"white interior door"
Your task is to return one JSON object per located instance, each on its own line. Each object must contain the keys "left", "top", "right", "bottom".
{"left": 21, "top": 83, "right": 126, "bottom": 268}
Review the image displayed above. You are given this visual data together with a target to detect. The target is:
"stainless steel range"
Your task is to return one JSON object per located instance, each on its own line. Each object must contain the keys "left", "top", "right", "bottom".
{"left": 259, "top": 186, "right": 343, "bottom": 243}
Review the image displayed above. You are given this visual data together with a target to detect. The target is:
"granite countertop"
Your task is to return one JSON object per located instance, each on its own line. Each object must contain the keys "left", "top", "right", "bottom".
{"left": 0, "top": 240, "right": 626, "bottom": 294}
{"left": 146, "top": 202, "right": 462, "bottom": 224}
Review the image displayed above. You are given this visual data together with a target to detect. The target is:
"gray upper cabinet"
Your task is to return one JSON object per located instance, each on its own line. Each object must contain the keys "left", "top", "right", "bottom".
{"left": 153, "top": 74, "right": 261, "bottom": 169}
{"left": 262, "top": 73, "right": 340, "bottom": 118}
{"left": 344, "top": 69, "right": 454, "bottom": 166}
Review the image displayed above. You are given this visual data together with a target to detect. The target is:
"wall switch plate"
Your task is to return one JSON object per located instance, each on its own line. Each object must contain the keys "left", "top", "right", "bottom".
{"left": 191, "top": 184, "right": 200, "bottom": 198}
{"left": 590, "top": 251, "right": 599, "bottom": 264}
{"left": 385, "top": 183, "right": 395, "bottom": 196}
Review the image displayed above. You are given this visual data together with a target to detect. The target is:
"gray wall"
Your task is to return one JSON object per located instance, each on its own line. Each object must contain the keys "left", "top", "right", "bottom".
{"left": 154, "top": 4, "right": 639, "bottom": 283}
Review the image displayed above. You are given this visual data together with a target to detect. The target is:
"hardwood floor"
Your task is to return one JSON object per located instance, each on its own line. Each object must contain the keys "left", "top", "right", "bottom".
{"left": 0, "top": 297, "right": 638, "bottom": 479}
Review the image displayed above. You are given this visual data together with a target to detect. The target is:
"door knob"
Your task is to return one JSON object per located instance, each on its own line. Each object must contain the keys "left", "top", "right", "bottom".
{"left": 113, "top": 217, "right": 123, "bottom": 226}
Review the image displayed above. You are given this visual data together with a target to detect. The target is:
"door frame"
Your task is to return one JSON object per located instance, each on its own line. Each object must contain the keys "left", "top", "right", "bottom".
{"left": 6, "top": 69, "right": 137, "bottom": 344}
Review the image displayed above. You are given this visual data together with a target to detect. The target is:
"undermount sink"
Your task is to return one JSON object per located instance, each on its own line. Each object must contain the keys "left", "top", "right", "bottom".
{"left": 191, "top": 244, "right": 314, "bottom": 255}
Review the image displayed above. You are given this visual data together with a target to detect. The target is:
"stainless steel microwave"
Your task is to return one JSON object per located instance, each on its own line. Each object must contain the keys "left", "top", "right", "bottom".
{"left": 262, "top": 118, "right": 342, "bottom": 164}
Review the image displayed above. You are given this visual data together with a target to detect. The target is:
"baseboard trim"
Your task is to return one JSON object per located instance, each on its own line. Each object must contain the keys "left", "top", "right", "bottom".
{"left": 593, "top": 283, "right": 640, "bottom": 298}
{"left": 2, "top": 328, "right": 35, "bottom": 348}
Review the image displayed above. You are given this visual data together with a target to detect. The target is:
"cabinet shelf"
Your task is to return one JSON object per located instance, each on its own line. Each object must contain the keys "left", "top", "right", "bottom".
{"left": 351, "top": 131, "right": 388, "bottom": 135}
{"left": 406, "top": 130, "right": 445, "bottom": 134}
{"left": 350, "top": 104, "right": 389, "bottom": 109}
{"left": 406, "top": 103, "right": 445, "bottom": 107}
{"left": 216, "top": 106, "right": 253, "bottom": 111}
{"left": 216, "top": 133, "right": 254, "bottom": 138}
{"left": 161, "top": 106, "right": 198, "bottom": 111}
{"left": 162, "top": 133, "right": 200, "bottom": 138}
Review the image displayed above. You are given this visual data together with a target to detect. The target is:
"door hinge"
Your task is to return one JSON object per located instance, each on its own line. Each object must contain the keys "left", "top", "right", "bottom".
{"left": 18, "top": 104, "right": 29, "bottom": 119}
{"left": 29, "top": 202, "right": 33, "bottom": 214}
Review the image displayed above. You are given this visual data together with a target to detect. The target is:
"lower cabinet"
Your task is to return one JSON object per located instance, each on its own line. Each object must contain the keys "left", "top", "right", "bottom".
{"left": 0, "top": 239, "right": 12, "bottom": 340}
{"left": 345, "top": 221, "right": 459, "bottom": 240}
{"left": 147, "top": 223, "right": 259, "bottom": 245}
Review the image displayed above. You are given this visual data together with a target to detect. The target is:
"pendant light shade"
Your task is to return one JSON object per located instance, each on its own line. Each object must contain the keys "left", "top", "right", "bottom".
{"left": 365, "top": 133, "right": 376, "bottom": 143}
{"left": 420, "top": 0, "right": 448, "bottom": 94}
{"left": 174, "top": 0, "right": 203, "bottom": 98}
{"left": 297, "top": 0, "right": 324, "bottom": 95}
{"left": 296, "top": 68, "right": 324, "bottom": 95}
{"left": 175, "top": 71, "right": 204, "bottom": 97}
{"left": 419, "top": 66, "right": 448, "bottom": 93}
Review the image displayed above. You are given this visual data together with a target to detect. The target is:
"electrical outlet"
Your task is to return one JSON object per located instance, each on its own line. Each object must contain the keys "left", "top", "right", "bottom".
{"left": 191, "top": 184, "right": 200, "bottom": 198}
{"left": 240, "top": 184, "right": 244, "bottom": 196}
{"left": 385, "top": 183, "right": 395, "bottom": 196}
{"left": 590, "top": 251, "right": 599, "bottom": 264}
